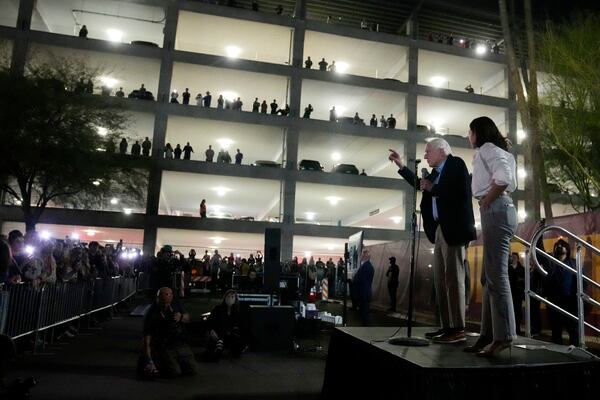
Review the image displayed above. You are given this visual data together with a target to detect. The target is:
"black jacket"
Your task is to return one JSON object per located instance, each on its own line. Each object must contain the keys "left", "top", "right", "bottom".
{"left": 398, "top": 154, "right": 476, "bottom": 246}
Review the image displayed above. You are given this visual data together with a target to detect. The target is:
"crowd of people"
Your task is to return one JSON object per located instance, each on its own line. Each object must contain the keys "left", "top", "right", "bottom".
{"left": 0, "top": 230, "right": 141, "bottom": 287}
{"left": 426, "top": 32, "right": 501, "bottom": 54}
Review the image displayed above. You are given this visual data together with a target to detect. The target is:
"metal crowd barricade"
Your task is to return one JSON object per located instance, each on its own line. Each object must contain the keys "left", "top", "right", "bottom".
{"left": 0, "top": 275, "right": 140, "bottom": 350}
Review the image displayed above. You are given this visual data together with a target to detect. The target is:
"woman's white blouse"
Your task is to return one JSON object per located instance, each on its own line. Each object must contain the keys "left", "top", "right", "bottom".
{"left": 471, "top": 142, "right": 517, "bottom": 198}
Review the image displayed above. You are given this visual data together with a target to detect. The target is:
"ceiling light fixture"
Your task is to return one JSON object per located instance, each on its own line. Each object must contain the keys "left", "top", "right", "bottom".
{"left": 225, "top": 45, "right": 241, "bottom": 58}
{"left": 305, "top": 212, "right": 316, "bottom": 220}
{"left": 429, "top": 75, "right": 447, "bottom": 87}
{"left": 331, "top": 152, "right": 341, "bottom": 161}
{"left": 475, "top": 43, "right": 487, "bottom": 55}
{"left": 106, "top": 28, "right": 123, "bottom": 42}
{"left": 325, "top": 196, "right": 342, "bottom": 205}
{"left": 216, "top": 138, "right": 234, "bottom": 149}
{"left": 390, "top": 216, "right": 403, "bottom": 224}
{"left": 213, "top": 187, "right": 231, "bottom": 197}
{"left": 336, "top": 62, "right": 349, "bottom": 73}
{"left": 110, "top": 198, "right": 119, "bottom": 205}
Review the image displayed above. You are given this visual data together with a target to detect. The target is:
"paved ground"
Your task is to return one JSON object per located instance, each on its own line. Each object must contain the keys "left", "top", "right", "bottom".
{"left": 6, "top": 294, "right": 416, "bottom": 400}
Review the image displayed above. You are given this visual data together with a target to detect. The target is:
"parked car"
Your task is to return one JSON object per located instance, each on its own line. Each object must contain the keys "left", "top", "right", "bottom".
{"left": 237, "top": 216, "right": 255, "bottom": 221}
{"left": 128, "top": 89, "right": 155, "bottom": 101}
{"left": 299, "top": 159, "right": 323, "bottom": 171}
{"left": 332, "top": 164, "right": 359, "bottom": 175}
{"left": 253, "top": 160, "right": 281, "bottom": 168}
{"left": 131, "top": 40, "right": 159, "bottom": 47}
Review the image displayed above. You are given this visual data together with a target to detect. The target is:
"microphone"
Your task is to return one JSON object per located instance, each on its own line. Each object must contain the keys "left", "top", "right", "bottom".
{"left": 409, "top": 158, "right": 421, "bottom": 163}
{"left": 421, "top": 168, "right": 429, "bottom": 179}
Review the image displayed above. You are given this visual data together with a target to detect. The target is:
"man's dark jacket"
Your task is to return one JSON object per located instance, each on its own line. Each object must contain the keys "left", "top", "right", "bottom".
{"left": 398, "top": 154, "right": 476, "bottom": 246}
{"left": 352, "top": 260, "right": 375, "bottom": 303}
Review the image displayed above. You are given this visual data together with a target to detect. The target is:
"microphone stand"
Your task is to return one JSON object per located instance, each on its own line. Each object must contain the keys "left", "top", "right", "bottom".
{"left": 388, "top": 158, "right": 429, "bottom": 346}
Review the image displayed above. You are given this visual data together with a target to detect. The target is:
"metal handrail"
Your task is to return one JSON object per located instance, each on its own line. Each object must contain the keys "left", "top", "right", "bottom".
{"left": 525, "top": 225, "right": 600, "bottom": 348}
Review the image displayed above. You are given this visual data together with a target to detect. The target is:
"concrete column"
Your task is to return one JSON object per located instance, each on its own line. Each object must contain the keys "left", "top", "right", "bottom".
{"left": 10, "top": 0, "right": 34, "bottom": 76}
{"left": 144, "top": 3, "right": 179, "bottom": 253}
{"left": 293, "top": 0, "right": 307, "bottom": 20}
{"left": 280, "top": 177, "right": 296, "bottom": 261}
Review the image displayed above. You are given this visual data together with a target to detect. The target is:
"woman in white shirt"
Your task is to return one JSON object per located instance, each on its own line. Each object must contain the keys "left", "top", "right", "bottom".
{"left": 464, "top": 116, "right": 518, "bottom": 357}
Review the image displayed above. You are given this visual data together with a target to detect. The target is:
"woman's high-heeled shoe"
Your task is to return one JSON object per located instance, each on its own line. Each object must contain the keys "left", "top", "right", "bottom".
{"left": 463, "top": 337, "right": 492, "bottom": 353}
{"left": 476, "top": 340, "right": 512, "bottom": 358}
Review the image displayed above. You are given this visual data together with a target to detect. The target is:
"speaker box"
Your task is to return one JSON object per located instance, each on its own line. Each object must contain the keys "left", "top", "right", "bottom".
{"left": 249, "top": 305, "right": 295, "bottom": 351}
{"left": 263, "top": 228, "right": 281, "bottom": 292}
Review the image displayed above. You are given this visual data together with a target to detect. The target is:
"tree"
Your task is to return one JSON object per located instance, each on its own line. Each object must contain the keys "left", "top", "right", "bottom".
{"left": 537, "top": 15, "right": 600, "bottom": 211}
{"left": 0, "top": 56, "right": 149, "bottom": 231}
{"left": 498, "top": 0, "right": 553, "bottom": 221}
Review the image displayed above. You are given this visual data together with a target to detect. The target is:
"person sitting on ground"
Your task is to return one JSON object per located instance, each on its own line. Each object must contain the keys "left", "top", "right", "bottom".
{"left": 206, "top": 289, "right": 247, "bottom": 361}
{"left": 141, "top": 287, "right": 199, "bottom": 378}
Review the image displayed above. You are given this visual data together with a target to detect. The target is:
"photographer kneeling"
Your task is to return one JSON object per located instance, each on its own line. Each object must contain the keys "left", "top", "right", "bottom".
{"left": 206, "top": 290, "right": 247, "bottom": 361}
{"left": 141, "top": 287, "right": 199, "bottom": 378}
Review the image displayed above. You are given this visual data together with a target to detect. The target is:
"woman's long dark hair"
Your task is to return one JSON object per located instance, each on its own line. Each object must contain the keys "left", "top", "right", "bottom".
{"left": 469, "top": 116, "right": 510, "bottom": 151}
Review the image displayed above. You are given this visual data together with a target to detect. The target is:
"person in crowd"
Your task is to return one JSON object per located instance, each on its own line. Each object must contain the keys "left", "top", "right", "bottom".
{"left": 351, "top": 249, "right": 375, "bottom": 326}
{"left": 182, "top": 88, "right": 190, "bottom": 105}
{"left": 173, "top": 144, "right": 182, "bottom": 160}
{"left": 326, "top": 258, "right": 336, "bottom": 296}
{"left": 170, "top": 90, "right": 179, "bottom": 104}
{"left": 142, "top": 137, "right": 152, "bottom": 157}
{"left": 225, "top": 98, "right": 232, "bottom": 110}
{"left": 206, "top": 290, "right": 246, "bottom": 361}
{"left": 205, "top": 145, "right": 215, "bottom": 162}
{"left": 386, "top": 256, "right": 400, "bottom": 312}
{"left": 380, "top": 115, "right": 387, "bottom": 128}
{"left": 217, "top": 95, "right": 224, "bottom": 110}
{"left": 8, "top": 230, "right": 26, "bottom": 268}
{"left": 235, "top": 97, "right": 243, "bottom": 111}
{"left": 275, "top": 5, "right": 283, "bottom": 15}
{"left": 88, "top": 241, "right": 109, "bottom": 278}
{"left": 78, "top": 25, "right": 88, "bottom": 38}
{"left": 139, "top": 83, "right": 146, "bottom": 96}
{"left": 131, "top": 141, "right": 141, "bottom": 156}
{"left": 203, "top": 91, "right": 212, "bottom": 107}
{"left": 353, "top": 112, "right": 361, "bottom": 124}
{"left": 252, "top": 0, "right": 258, "bottom": 11}
{"left": 119, "top": 138, "right": 128, "bottom": 155}
{"left": 315, "top": 257, "right": 326, "bottom": 286}
{"left": 329, "top": 106, "right": 337, "bottom": 122}
{"left": 542, "top": 239, "right": 579, "bottom": 346}
{"left": 0, "top": 239, "right": 21, "bottom": 285}
{"left": 464, "top": 116, "right": 517, "bottom": 357}
{"left": 387, "top": 114, "right": 396, "bottom": 129}
{"left": 465, "top": 84, "right": 475, "bottom": 94}
{"left": 235, "top": 149, "right": 243, "bottom": 165}
{"left": 195, "top": 92, "right": 203, "bottom": 106}
{"left": 248, "top": 254, "right": 256, "bottom": 267}
{"left": 200, "top": 199, "right": 207, "bottom": 218}
{"left": 303, "top": 104, "right": 314, "bottom": 118}
{"left": 141, "top": 287, "right": 198, "bottom": 377}
{"left": 508, "top": 252, "right": 525, "bottom": 335}
{"left": 277, "top": 104, "right": 290, "bottom": 116}
{"left": 115, "top": 87, "right": 125, "bottom": 98}
{"left": 210, "top": 250, "right": 222, "bottom": 293}
{"left": 164, "top": 143, "right": 174, "bottom": 159}
{"left": 360, "top": 169, "right": 367, "bottom": 176}
{"left": 270, "top": 99, "right": 278, "bottom": 114}
{"left": 318, "top": 58, "right": 328, "bottom": 71}
{"left": 252, "top": 98, "right": 260, "bottom": 112}
{"left": 328, "top": 61, "right": 337, "bottom": 72}
{"left": 183, "top": 142, "right": 194, "bottom": 160}
{"left": 305, "top": 56, "right": 313, "bottom": 69}
{"left": 389, "top": 137, "right": 476, "bottom": 344}
{"left": 370, "top": 114, "right": 377, "bottom": 127}
{"left": 260, "top": 100, "right": 268, "bottom": 114}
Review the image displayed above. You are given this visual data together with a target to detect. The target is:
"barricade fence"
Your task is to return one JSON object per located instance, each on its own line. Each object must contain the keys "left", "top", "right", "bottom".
{"left": 0, "top": 274, "right": 147, "bottom": 341}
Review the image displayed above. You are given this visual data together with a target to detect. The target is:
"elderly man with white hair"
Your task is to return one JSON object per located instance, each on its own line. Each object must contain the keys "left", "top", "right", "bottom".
{"left": 389, "top": 138, "right": 476, "bottom": 343}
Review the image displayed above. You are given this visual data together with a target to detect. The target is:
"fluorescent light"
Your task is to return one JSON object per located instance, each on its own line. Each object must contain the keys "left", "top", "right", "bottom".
{"left": 225, "top": 45, "right": 241, "bottom": 58}
{"left": 40, "top": 230, "right": 51, "bottom": 240}
{"left": 221, "top": 91, "right": 238, "bottom": 102}
{"left": 84, "top": 229, "right": 96, "bottom": 236}
{"left": 210, "top": 237, "right": 225, "bottom": 244}
{"left": 99, "top": 76, "right": 118, "bottom": 89}
{"left": 475, "top": 44, "right": 487, "bottom": 55}
{"left": 517, "top": 129, "right": 527, "bottom": 140}
{"left": 518, "top": 168, "right": 527, "bottom": 178}
{"left": 427, "top": 264, "right": 432, "bottom": 268}
{"left": 92, "top": 180, "right": 101, "bottom": 186}
{"left": 106, "top": 28, "right": 123, "bottom": 42}
{"left": 96, "top": 127, "right": 108, "bottom": 136}
{"left": 334, "top": 105, "right": 346, "bottom": 116}
{"left": 325, "top": 196, "right": 342, "bottom": 205}
{"left": 71, "top": 233, "right": 80, "bottom": 240}
{"left": 212, "top": 186, "right": 231, "bottom": 197}
{"left": 336, "top": 62, "right": 349, "bottom": 73}
{"left": 304, "top": 251, "right": 312, "bottom": 258}
{"left": 123, "top": 208, "right": 133, "bottom": 214}
{"left": 429, "top": 76, "right": 447, "bottom": 87}
{"left": 305, "top": 212, "right": 316, "bottom": 220}
{"left": 430, "top": 118, "right": 445, "bottom": 130}
{"left": 216, "top": 138, "right": 234, "bottom": 149}
{"left": 326, "top": 244, "right": 336, "bottom": 250}
{"left": 110, "top": 198, "right": 119, "bottom": 205}
{"left": 331, "top": 152, "right": 341, "bottom": 161}
{"left": 390, "top": 216, "right": 403, "bottom": 224}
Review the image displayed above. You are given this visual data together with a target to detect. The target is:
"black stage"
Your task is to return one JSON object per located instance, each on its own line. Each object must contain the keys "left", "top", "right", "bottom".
{"left": 322, "top": 327, "right": 600, "bottom": 399}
